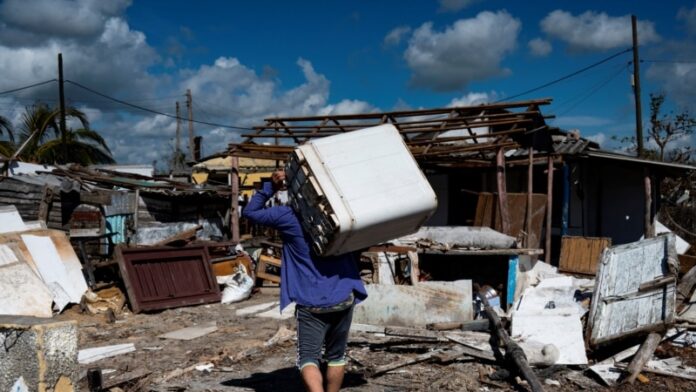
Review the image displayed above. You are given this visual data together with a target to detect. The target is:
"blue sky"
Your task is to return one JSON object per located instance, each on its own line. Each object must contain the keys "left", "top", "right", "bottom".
{"left": 0, "top": 0, "right": 694, "bottom": 165}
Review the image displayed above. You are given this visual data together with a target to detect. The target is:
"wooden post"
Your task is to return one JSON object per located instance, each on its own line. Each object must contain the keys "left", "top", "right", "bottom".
{"left": 526, "top": 149, "right": 534, "bottom": 247}
{"left": 496, "top": 148, "right": 511, "bottom": 235}
{"left": 186, "top": 89, "right": 194, "bottom": 161}
{"left": 175, "top": 101, "right": 181, "bottom": 153}
{"left": 624, "top": 332, "right": 662, "bottom": 384}
{"left": 545, "top": 156, "right": 554, "bottom": 262}
{"left": 632, "top": 15, "right": 644, "bottom": 156}
{"left": 58, "top": 53, "right": 67, "bottom": 161}
{"left": 231, "top": 156, "right": 240, "bottom": 243}
{"left": 644, "top": 168, "right": 654, "bottom": 238}
{"left": 479, "top": 291, "right": 545, "bottom": 392}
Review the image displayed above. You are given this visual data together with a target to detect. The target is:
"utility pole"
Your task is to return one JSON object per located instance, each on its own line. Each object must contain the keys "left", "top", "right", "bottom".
{"left": 58, "top": 53, "right": 67, "bottom": 160}
{"left": 175, "top": 101, "right": 181, "bottom": 153}
{"left": 631, "top": 15, "right": 644, "bottom": 157}
{"left": 186, "top": 89, "right": 194, "bottom": 161}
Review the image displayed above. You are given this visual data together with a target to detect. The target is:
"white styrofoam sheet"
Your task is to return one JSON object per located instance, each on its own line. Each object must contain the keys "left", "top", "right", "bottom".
{"left": 511, "top": 276, "right": 589, "bottom": 365}
{"left": 0, "top": 244, "right": 53, "bottom": 318}
{"left": 21, "top": 234, "right": 88, "bottom": 310}
{"left": 0, "top": 206, "right": 28, "bottom": 234}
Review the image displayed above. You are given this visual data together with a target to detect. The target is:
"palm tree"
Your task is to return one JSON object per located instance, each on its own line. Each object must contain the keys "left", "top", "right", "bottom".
{"left": 0, "top": 115, "right": 14, "bottom": 158}
{"left": 17, "top": 103, "right": 114, "bottom": 164}
{"left": 33, "top": 128, "right": 115, "bottom": 165}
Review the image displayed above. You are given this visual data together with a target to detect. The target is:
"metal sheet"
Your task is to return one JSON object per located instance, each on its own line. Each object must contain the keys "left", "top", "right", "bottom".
{"left": 116, "top": 245, "right": 221, "bottom": 313}
{"left": 352, "top": 281, "right": 472, "bottom": 328}
{"left": 587, "top": 234, "right": 678, "bottom": 347}
{"left": 105, "top": 214, "right": 128, "bottom": 244}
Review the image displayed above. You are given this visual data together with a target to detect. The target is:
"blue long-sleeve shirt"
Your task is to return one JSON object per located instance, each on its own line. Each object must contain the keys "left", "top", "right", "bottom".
{"left": 242, "top": 182, "right": 367, "bottom": 311}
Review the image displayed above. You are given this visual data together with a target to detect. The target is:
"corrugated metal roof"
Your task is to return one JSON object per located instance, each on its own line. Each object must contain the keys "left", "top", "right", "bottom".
{"left": 585, "top": 150, "right": 696, "bottom": 171}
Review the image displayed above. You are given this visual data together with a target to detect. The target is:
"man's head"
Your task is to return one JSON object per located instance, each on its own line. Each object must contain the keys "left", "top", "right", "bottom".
{"left": 272, "top": 169, "right": 286, "bottom": 193}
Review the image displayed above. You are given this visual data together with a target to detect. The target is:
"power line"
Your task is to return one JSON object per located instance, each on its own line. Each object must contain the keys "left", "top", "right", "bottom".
{"left": 558, "top": 63, "right": 629, "bottom": 116}
{"left": 495, "top": 48, "right": 632, "bottom": 103}
{"left": 64, "top": 80, "right": 254, "bottom": 131}
{"left": 0, "top": 79, "right": 57, "bottom": 96}
{"left": 552, "top": 62, "right": 628, "bottom": 112}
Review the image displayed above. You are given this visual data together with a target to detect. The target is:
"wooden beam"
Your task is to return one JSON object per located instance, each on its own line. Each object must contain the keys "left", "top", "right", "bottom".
{"left": 545, "top": 156, "right": 554, "bottom": 262}
{"left": 231, "top": 156, "right": 240, "bottom": 243}
{"left": 496, "top": 148, "right": 511, "bottom": 235}
{"left": 644, "top": 168, "right": 654, "bottom": 238}
{"left": 526, "top": 149, "right": 534, "bottom": 247}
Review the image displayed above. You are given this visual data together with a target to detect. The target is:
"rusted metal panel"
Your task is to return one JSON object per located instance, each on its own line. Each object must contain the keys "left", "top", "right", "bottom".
{"left": 587, "top": 234, "right": 678, "bottom": 347}
{"left": 558, "top": 236, "right": 612, "bottom": 275}
{"left": 116, "top": 245, "right": 220, "bottom": 313}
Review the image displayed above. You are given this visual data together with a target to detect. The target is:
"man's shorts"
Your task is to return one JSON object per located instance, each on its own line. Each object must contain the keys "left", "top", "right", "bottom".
{"left": 295, "top": 304, "right": 354, "bottom": 370}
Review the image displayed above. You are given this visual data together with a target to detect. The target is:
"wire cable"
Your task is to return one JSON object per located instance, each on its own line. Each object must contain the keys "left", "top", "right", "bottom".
{"left": 64, "top": 79, "right": 254, "bottom": 131}
{"left": 554, "top": 62, "right": 629, "bottom": 116}
{"left": 0, "top": 79, "right": 57, "bottom": 96}
{"left": 495, "top": 48, "right": 632, "bottom": 103}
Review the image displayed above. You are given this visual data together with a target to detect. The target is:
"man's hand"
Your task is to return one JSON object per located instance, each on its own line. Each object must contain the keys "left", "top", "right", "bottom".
{"left": 271, "top": 169, "right": 286, "bottom": 193}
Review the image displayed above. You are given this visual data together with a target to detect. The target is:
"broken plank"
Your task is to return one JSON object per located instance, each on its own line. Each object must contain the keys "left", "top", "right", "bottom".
{"left": 102, "top": 369, "right": 151, "bottom": 390}
{"left": 434, "top": 343, "right": 496, "bottom": 362}
{"left": 385, "top": 326, "right": 439, "bottom": 340}
{"left": 366, "top": 348, "right": 446, "bottom": 377}
{"left": 427, "top": 319, "right": 489, "bottom": 331}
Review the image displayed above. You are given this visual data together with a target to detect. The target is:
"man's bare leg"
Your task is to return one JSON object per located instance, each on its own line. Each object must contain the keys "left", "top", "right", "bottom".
{"left": 301, "top": 364, "right": 324, "bottom": 392}
{"left": 326, "top": 365, "right": 345, "bottom": 392}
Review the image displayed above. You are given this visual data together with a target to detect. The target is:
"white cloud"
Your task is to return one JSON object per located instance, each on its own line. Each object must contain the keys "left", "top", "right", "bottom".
{"left": 586, "top": 132, "right": 607, "bottom": 147}
{"left": 0, "top": 0, "right": 131, "bottom": 47}
{"left": 404, "top": 11, "right": 521, "bottom": 92}
{"left": 447, "top": 91, "right": 497, "bottom": 107}
{"left": 318, "top": 99, "right": 377, "bottom": 116}
{"left": 528, "top": 38, "right": 552, "bottom": 57}
{"left": 678, "top": 4, "right": 696, "bottom": 35}
{"left": 0, "top": 0, "right": 381, "bottom": 165}
{"left": 541, "top": 10, "right": 660, "bottom": 51}
{"left": 384, "top": 26, "right": 411, "bottom": 46}
{"left": 438, "top": 0, "right": 478, "bottom": 13}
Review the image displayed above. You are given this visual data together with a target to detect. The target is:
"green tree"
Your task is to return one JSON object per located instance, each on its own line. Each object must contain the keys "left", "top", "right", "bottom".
{"left": 0, "top": 115, "right": 14, "bottom": 157}
{"left": 17, "top": 103, "right": 114, "bottom": 165}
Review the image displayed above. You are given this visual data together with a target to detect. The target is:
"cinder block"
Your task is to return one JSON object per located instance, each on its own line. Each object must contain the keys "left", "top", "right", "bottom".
{"left": 0, "top": 316, "right": 78, "bottom": 392}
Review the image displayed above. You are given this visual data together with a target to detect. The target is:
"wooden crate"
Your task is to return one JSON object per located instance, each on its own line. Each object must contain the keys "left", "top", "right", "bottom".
{"left": 559, "top": 236, "right": 611, "bottom": 275}
{"left": 256, "top": 254, "right": 282, "bottom": 284}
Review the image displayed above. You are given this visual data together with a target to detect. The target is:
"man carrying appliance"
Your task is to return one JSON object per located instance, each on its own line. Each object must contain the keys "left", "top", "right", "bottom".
{"left": 242, "top": 169, "right": 367, "bottom": 392}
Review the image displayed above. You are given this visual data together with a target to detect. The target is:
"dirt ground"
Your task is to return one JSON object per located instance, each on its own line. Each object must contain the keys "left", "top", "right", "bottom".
{"left": 57, "top": 288, "right": 696, "bottom": 392}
